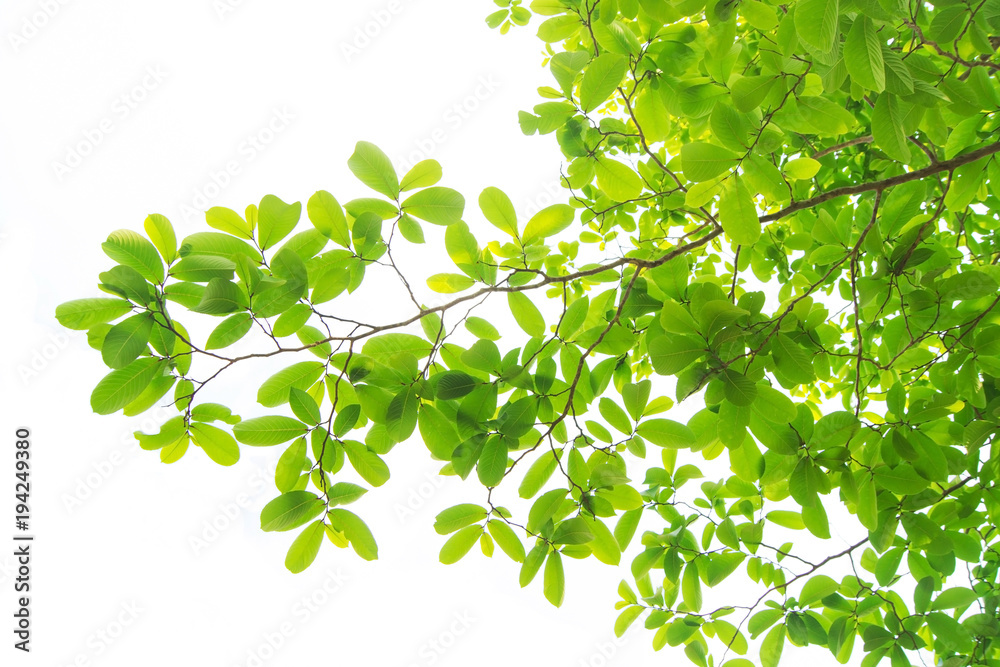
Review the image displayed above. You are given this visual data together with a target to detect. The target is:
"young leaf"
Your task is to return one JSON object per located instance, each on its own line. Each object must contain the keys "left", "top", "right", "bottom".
{"left": 400, "top": 159, "right": 443, "bottom": 191}
{"left": 56, "top": 298, "right": 132, "bottom": 330}
{"left": 90, "top": 357, "right": 163, "bottom": 415}
{"left": 719, "top": 176, "right": 761, "bottom": 245}
{"left": 306, "top": 190, "right": 350, "bottom": 248}
{"left": 347, "top": 141, "right": 399, "bottom": 199}
{"left": 233, "top": 416, "right": 308, "bottom": 446}
{"left": 478, "top": 186, "right": 519, "bottom": 237}
{"left": 328, "top": 508, "right": 378, "bottom": 560}
{"left": 508, "top": 292, "right": 546, "bottom": 337}
{"left": 144, "top": 213, "right": 177, "bottom": 263}
{"left": 844, "top": 17, "right": 886, "bottom": 92}
{"left": 521, "top": 204, "right": 575, "bottom": 244}
{"left": 543, "top": 550, "right": 565, "bottom": 607}
{"left": 284, "top": 520, "right": 324, "bottom": 573}
{"left": 260, "top": 491, "right": 325, "bottom": 532}
{"left": 101, "top": 314, "right": 153, "bottom": 369}
{"left": 580, "top": 53, "right": 628, "bottom": 112}
{"left": 439, "top": 524, "right": 482, "bottom": 564}
{"left": 190, "top": 422, "right": 240, "bottom": 466}
{"left": 434, "top": 504, "right": 488, "bottom": 534}
{"left": 205, "top": 313, "right": 253, "bottom": 350}
{"left": 402, "top": 187, "right": 465, "bottom": 225}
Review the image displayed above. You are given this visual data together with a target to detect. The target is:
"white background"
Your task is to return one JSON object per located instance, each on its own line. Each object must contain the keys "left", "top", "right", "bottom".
{"left": 0, "top": 1, "right": 858, "bottom": 666}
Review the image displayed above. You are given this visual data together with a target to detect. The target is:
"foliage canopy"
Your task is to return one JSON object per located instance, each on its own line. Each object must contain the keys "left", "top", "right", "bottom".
{"left": 58, "top": 1, "right": 1000, "bottom": 666}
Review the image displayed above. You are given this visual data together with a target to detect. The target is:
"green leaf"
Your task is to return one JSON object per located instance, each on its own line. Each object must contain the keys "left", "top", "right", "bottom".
{"left": 233, "top": 416, "right": 307, "bottom": 445}
{"left": 307, "top": 191, "right": 350, "bottom": 248}
{"left": 400, "top": 159, "right": 443, "bottom": 191}
{"left": 844, "top": 16, "right": 885, "bottom": 92}
{"left": 528, "top": 488, "right": 569, "bottom": 533}
{"left": 260, "top": 491, "right": 325, "bottom": 532}
{"left": 731, "top": 75, "right": 778, "bottom": 112}
{"left": 599, "top": 397, "right": 632, "bottom": 434}
{"left": 397, "top": 214, "right": 424, "bottom": 244}
{"left": 100, "top": 314, "right": 152, "bottom": 369}
{"left": 285, "top": 520, "right": 324, "bottom": 573}
{"left": 347, "top": 141, "right": 399, "bottom": 199}
{"left": 434, "top": 504, "right": 488, "bottom": 535}
{"left": 615, "top": 606, "right": 644, "bottom": 638}
{"left": 760, "top": 625, "right": 785, "bottom": 667}
{"left": 552, "top": 517, "right": 594, "bottom": 544}
{"left": 327, "top": 508, "right": 378, "bottom": 560}
{"left": 479, "top": 186, "right": 519, "bottom": 236}
{"left": 170, "top": 255, "right": 236, "bottom": 283}
{"left": 682, "top": 561, "right": 703, "bottom": 612}
{"left": 191, "top": 278, "right": 247, "bottom": 315}
{"left": 465, "top": 317, "right": 500, "bottom": 341}
{"left": 595, "top": 158, "right": 644, "bottom": 202}
{"left": 522, "top": 204, "right": 576, "bottom": 244}
{"left": 875, "top": 547, "right": 905, "bottom": 586}
{"left": 477, "top": 436, "right": 508, "bottom": 487}
{"left": 580, "top": 53, "right": 628, "bottom": 112}
{"left": 434, "top": 371, "right": 479, "bottom": 400}
{"left": 766, "top": 510, "right": 804, "bottom": 530}
{"left": 257, "top": 361, "right": 325, "bottom": 408}
{"left": 873, "top": 464, "right": 928, "bottom": 495}
{"left": 362, "top": 333, "right": 432, "bottom": 364}
{"left": 754, "top": 386, "right": 796, "bottom": 423}
{"left": 274, "top": 437, "right": 307, "bottom": 492}
{"left": 740, "top": 0, "right": 779, "bottom": 31}
{"left": 519, "top": 450, "right": 561, "bottom": 499}
{"left": 205, "top": 313, "right": 253, "bottom": 350}
{"left": 487, "top": 521, "right": 526, "bottom": 562}
{"left": 498, "top": 397, "right": 538, "bottom": 439}
{"left": 440, "top": 525, "right": 482, "bottom": 564}
{"left": 783, "top": 158, "right": 821, "bottom": 180}
{"left": 190, "top": 422, "right": 240, "bottom": 466}
{"left": 144, "top": 214, "right": 177, "bottom": 263}
{"left": 508, "top": 291, "right": 546, "bottom": 337}
{"left": 719, "top": 175, "right": 761, "bottom": 245}
{"left": 342, "top": 439, "right": 390, "bottom": 486}
{"left": 205, "top": 206, "right": 253, "bottom": 239}
{"left": 385, "top": 387, "right": 419, "bottom": 442}
{"left": 90, "top": 357, "right": 163, "bottom": 415}
{"left": 649, "top": 334, "right": 704, "bottom": 375}
{"left": 178, "top": 231, "right": 262, "bottom": 262}
{"left": 928, "top": 6, "right": 968, "bottom": 43}
{"left": 56, "top": 298, "right": 132, "bottom": 330}
{"left": 723, "top": 370, "right": 758, "bottom": 406}
{"left": 771, "top": 334, "right": 816, "bottom": 384}
{"left": 543, "top": 550, "right": 565, "bottom": 606}
{"left": 931, "top": 587, "right": 978, "bottom": 611}
{"left": 327, "top": 482, "right": 367, "bottom": 506}
{"left": 681, "top": 143, "right": 740, "bottom": 182}
{"left": 794, "top": 0, "right": 839, "bottom": 52}
{"left": 402, "top": 187, "right": 465, "bottom": 225}
{"left": 872, "top": 94, "right": 910, "bottom": 162}
{"left": 102, "top": 229, "right": 164, "bottom": 283}
{"left": 799, "top": 574, "right": 839, "bottom": 606}
{"left": 427, "top": 273, "right": 475, "bottom": 293}
{"left": 636, "top": 419, "right": 696, "bottom": 448}
{"left": 134, "top": 416, "right": 186, "bottom": 451}
{"left": 289, "top": 387, "right": 322, "bottom": 425}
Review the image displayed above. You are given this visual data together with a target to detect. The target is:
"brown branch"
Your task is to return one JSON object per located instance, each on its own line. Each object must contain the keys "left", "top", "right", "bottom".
{"left": 760, "top": 141, "right": 1000, "bottom": 223}
{"left": 811, "top": 135, "right": 873, "bottom": 159}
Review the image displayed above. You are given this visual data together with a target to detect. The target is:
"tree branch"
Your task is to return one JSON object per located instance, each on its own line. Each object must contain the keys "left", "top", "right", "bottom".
{"left": 760, "top": 141, "right": 1000, "bottom": 223}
